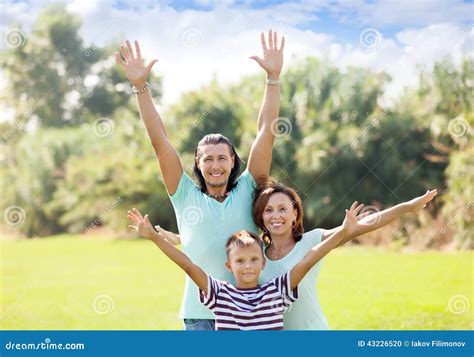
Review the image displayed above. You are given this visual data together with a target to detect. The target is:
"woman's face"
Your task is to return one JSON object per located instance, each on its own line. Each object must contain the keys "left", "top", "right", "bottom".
{"left": 262, "top": 192, "right": 297, "bottom": 237}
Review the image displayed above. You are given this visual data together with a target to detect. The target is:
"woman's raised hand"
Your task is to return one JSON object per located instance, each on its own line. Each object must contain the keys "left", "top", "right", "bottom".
{"left": 250, "top": 29, "right": 285, "bottom": 78}
{"left": 115, "top": 40, "right": 158, "bottom": 88}
{"left": 405, "top": 189, "right": 438, "bottom": 213}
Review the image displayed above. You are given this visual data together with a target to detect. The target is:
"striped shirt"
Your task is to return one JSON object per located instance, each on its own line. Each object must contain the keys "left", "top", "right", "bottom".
{"left": 199, "top": 272, "right": 298, "bottom": 330}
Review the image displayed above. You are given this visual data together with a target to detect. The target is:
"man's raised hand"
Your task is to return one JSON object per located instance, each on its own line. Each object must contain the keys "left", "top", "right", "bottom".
{"left": 115, "top": 40, "right": 158, "bottom": 88}
{"left": 250, "top": 29, "right": 285, "bottom": 78}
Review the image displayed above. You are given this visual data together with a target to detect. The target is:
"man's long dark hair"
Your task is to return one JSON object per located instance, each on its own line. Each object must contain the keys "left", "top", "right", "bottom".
{"left": 192, "top": 134, "right": 242, "bottom": 193}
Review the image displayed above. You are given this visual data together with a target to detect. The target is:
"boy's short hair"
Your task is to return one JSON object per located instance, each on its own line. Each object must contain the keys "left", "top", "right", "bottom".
{"left": 225, "top": 230, "right": 264, "bottom": 257}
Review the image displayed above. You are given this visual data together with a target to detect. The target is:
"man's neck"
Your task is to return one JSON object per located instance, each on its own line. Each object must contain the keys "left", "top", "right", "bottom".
{"left": 206, "top": 185, "right": 227, "bottom": 197}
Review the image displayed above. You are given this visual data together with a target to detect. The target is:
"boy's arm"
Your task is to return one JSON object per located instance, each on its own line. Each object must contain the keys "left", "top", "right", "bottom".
{"left": 290, "top": 202, "right": 362, "bottom": 289}
{"left": 148, "top": 230, "right": 207, "bottom": 291}
{"left": 127, "top": 209, "right": 206, "bottom": 290}
{"left": 290, "top": 226, "right": 348, "bottom": 289}
{"left": 247, "top": 30, "right": 284, "bottom": 183}
{"left": 154, "top": 225, "right": 181, "bottom": 246}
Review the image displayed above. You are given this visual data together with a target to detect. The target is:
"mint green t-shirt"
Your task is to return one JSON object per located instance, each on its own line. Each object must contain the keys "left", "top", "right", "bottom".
{"left": 259, "top": 228, "right": 329, "bottom": 330}
{"left": 169, "top": 169, "right": 258, "bottom": 319}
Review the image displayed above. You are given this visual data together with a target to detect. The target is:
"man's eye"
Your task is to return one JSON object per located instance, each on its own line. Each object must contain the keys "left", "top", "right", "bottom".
{"left": 219, "top": 157, "right": 227, "bottom": 161}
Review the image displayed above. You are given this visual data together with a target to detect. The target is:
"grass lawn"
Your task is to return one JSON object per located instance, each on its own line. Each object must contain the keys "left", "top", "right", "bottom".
{"left": 1, "top": 236, "right": 472, "bottom": 330}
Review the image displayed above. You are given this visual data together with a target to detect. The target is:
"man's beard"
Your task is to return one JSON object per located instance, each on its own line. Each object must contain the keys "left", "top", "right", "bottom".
{"left": 205, "top": 179, "right": 228, "bottom": 188}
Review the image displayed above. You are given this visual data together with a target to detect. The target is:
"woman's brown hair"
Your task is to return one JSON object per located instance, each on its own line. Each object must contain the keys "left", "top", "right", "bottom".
{"left": 252, "top": 181, "right": 304, "bottom": 247}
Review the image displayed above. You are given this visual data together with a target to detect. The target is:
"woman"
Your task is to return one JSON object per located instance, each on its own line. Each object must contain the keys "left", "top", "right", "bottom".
{"left": 252, "top": 181, "right": 437, "bottom": 329}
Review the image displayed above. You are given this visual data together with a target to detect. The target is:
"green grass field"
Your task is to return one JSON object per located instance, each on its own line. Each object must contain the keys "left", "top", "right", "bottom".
{"left": 1, "top": 236, "right": 472, "bottom": 330}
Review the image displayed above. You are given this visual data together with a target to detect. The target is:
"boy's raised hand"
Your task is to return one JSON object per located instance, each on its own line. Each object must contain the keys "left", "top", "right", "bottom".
{"left": 115, "top": 40, "right": 158, "bottom": 88}
{"left": 250, "top": 29, "right": 285, "bottom": 77}
{"left": 127, "top": 208, "right": 155, "bottom": 240}
{"left": 405, "top": 189, "right": 438, "bottom": 213}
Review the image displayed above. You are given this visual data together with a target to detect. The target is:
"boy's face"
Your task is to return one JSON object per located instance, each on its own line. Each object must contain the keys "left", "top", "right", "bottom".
{"left": 226, "top": 244, "right": 265, "bottom": 288}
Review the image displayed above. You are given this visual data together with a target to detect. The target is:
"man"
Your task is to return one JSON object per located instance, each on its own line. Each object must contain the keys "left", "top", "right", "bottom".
{"left": 116, "top": 30, "right": 285, "bottom": 330}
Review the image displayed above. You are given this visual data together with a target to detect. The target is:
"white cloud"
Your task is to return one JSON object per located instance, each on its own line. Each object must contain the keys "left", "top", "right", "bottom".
{"left": 0, "top": 0, "right": 472, "bottom": 114}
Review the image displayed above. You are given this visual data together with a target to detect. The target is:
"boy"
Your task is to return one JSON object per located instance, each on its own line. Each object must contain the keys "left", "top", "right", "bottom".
{"left": 127, "top": 202, "right": 361, "bottom": 330}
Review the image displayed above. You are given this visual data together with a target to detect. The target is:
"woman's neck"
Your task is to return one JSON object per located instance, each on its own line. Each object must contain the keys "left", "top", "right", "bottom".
{"left": 269, "top": 231, "right": 293, "bottom": 250}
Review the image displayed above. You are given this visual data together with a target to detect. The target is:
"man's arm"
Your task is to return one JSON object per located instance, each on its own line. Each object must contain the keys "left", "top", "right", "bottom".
{"left": 247, "top": 30, "right": 285, "bottom": 184}
{"left": 116, "top": 40, "right": 182, "bottom": 194}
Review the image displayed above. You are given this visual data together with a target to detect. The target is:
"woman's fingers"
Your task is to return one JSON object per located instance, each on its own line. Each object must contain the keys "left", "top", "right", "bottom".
{"left": 273, "top": 31, "right": 278, "bottom": 49}
{"left": 354, "top": 203, "right": 365, "bottom": 215}
{"left": 126, "top": 40, "right": 135, "bottom": 60}
{"left": 350, "top": 201, "right": 358, "bottom": 212}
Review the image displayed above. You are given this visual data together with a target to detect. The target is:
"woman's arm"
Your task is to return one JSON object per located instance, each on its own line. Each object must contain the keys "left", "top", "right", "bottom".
{"left": 290, "top": 202, "right": 361, "bottom": 289}
{"left": 322, "top": 189, "right": 438, "bottom": 247}
{"left": 247, "top": 30, "right": 284, "bottom": 183}
{"left": 127, "top": 208, "right": 207, "bottom": 290}
{"left": 116, "top": 41, "right": 183, "bottom": 195}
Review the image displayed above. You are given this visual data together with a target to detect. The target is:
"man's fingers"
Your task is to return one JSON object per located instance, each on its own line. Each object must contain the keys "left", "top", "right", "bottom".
{"left": 126, "top": 40, "right": 135, "bottom": 60}
{"left": 268, "top": 29, "right": 273, "bottom": 49}
{"left": 249, "top": 56, "right": 264, "bottom": 67}
{"left": 146, "top": 59, "right": 158, "bottom": 72}
{"left": 260, "top": 32, "right": 268, "bottom": 51}
{"left": 134, "top": 40, "right": 142, "bottom": 60}
{"left": 115, "top": 52, "right": 125, "bottom": 66}
{"left": 273, "top": 31, "right": 278, "bottom": 49}
{"left": 279, "top": 35, "right": 285, "bottom": 51}
{"left": 120, "top": 45, "right": 129, "bottom": 62}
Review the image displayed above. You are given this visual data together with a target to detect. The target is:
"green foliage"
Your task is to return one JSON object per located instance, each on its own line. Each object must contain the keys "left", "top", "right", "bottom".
{"left": 1, "top": 8, "right": 472, "bottom": 248}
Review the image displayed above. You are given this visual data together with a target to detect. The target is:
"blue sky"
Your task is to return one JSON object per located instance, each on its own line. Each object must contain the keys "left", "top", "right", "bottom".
{"left": 1, "top": 0, "right": 473, "bottom": 108}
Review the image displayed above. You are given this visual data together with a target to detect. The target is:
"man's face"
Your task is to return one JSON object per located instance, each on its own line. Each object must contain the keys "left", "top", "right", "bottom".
{"left": 196, "top": 143, "right": 235, "bottom": 189}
